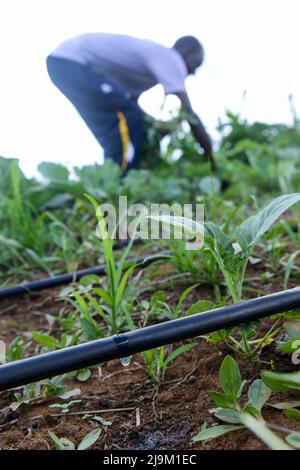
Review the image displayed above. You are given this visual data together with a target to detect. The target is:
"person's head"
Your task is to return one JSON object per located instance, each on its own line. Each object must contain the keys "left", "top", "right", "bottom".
{"left": 173, "top": 36, "right": 204, "bottom": 75}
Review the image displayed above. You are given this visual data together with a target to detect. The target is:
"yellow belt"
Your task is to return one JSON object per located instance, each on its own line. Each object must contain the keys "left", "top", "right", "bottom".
{"left": 117, "top": 111, "right": 130, "bottom": 171}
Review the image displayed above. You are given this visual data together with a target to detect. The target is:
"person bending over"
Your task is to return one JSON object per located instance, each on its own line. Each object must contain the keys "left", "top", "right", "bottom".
{"left": 47, "top": 33, "right": 215, "bottom": 172}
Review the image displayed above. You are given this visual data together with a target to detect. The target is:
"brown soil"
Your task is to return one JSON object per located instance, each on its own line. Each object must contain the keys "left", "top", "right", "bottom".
{"left": 0, "top": 264, "right": 300, "bottom": 450}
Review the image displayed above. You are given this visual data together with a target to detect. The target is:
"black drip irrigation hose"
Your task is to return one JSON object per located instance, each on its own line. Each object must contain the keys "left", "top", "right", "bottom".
{"left": 0, "top": 286, "right": 299, "bottom": 391}
{"left": 0, "top": 252, "right": 170, "bottom": 300}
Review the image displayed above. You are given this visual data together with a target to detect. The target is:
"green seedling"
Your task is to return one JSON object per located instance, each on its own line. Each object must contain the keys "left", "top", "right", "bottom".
{"left": 282, "top": 250, "right": 300, "bottom": 289}
{"left": 124, "top": 304, "right": 198, "bottom": 384}
{"left": 32, "top": 331, "right": 78, "bottom": 350}
{"left": 193, "top": 355, "right": 296, "bottom": 450}
{"left": 261, "top": 369, "right": 300, "bottom": 392}
{"left": 150, "top": 193, "right": 300, "bottom": 358}
{"left": 205, "top": 193, "right": 300, "bottom": 303}
{"left": 168, "top": 238, "right": 200, "bottom": 282}
{"left": 82, "top": 414, "right": 112, "bottom": 426}
{"left": 0, "top": 336, "right": 27, "bottom": 364}
{"left": 10, "top": 375, "right": 81, "bottom": 411}
{"left": 31, "top": 328, "right": 94, "bottom": 382}
{"left": 149, "top": 193, "right": 300, "bottom": 303}
{"left": 139, "top": 284, "right": 202, "bottom": 322}
{"left": 142, "top": 342, "right": 198, "bottom": 384}
{"left": 48, "top": 429, "right": 101, "bottom": 450}
{"left": 275, "top": 320, "right": 300, "bottom": 355}
{"left": 72, "top": 194, "right": 141, "bottom": 334}
{"left": 49, "top": 400, "right": 82, "bottom": 413}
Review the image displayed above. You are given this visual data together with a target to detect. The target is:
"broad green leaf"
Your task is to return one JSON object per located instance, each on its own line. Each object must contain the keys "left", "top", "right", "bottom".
{"left": 209, "top": 391, "right": 234, "bottom": 408}
{"left": 88, "top": 416, "right": 112, "bottom": 426}
{"left": 284, "top": 408, "right": 300, "bottom": 421}
{"left": 213, "top": 407, "right": 242, "bottom": 424}
{"left": 269, "top": 401, "right": 300, "bottom": 410}
{"left": 247, "top": 379, "right": 271, "bottom": 415}
{"left": 208, "top": 329, "right": 232, "bottom": 344}
{"left": 38, "top": 162, "right": 70, "bottom": 182}
{"left": 243, "top": 405, "right": 260, "bottom": 417}
{"left": 48, "top": 431, "right": 75, "bottom": 450}
{"left": 278, "top": 323, "right": 300, "bottom": 353}
{"left": 240, "top": 413, "right": 292, "bottom": 450}
{"left": 235, "top": 193, "right": 300, "bottom": 253}
{"left": 77, "top": 369, "right": 92, "bottom": 382}
{"left": 49, "top": 400, "right": 81, "bottom": 410}
{"left": 58, "top": 388, "right": 81, "bottom": 400}
{"left": 193, "top": 424, "right": 243, "bottom": 442}
{"left": 147, "top": 214, "right": 204, "bottom": 237}
{"left": 205, "top": 222, "right": 233, "bottom": 253}
{"left": 78, "top": 429, "right": 101, "bottom": 450}
{"left": 286, "top": 433, "right": 300, "bottom": 449}
{"left": 187, "top": 299, "right": 213, "bottom": 316}
{"left": 261, "top": 370, "right": 300, "bottom": 392}
{"left": 284, "top": 321, "right": 300, "bottom": 342}
{"left": 58, "top": 438, "right": 76, "bottom": 450}
{"left": 150, "top": 290, "right": 165, "bottom": 309}
{"left": 199, "top": 176, "right": 221, "bottom": 195}
{"left": 40, "top": 192, "right": 74, "bottom": 210}
{"left": 79, "top": 275, "right": 101, "bottom": 286}
{"left": 219, "top": 355, "right": 242, "bottom": 403}
{"left": 32, "top": 332, "right": 60, "bottom": 349}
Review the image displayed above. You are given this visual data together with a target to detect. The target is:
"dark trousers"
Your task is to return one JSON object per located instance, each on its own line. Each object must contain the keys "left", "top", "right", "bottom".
{"left": 46, "top": 55, "right": 145, "bottom": 171}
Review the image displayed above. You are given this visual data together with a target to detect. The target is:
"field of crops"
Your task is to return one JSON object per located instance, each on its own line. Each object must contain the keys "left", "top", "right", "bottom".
{"left": 1, "top": 112, "right": 300, "bottom": 450}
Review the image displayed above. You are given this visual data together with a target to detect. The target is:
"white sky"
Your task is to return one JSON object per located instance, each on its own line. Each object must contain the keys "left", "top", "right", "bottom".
{"left": 1, "top": 0, "right": 300, "bottom": 177}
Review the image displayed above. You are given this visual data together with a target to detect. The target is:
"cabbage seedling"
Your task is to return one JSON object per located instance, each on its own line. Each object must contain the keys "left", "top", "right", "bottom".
{"left": 149, "top": 194, "right": 300, "bottom": 357}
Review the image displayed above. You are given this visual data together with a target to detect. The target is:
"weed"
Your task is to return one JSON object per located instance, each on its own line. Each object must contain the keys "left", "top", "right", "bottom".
{"left": 193, "top": 355, "right": 299, "bottom": 450}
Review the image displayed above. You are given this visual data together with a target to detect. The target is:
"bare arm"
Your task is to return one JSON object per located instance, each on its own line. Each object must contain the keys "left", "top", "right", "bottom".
{"left": 175, "top": 91, "right": 216, "bottom": 169}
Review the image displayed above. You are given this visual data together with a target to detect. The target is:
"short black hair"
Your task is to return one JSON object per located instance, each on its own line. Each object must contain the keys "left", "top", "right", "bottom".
{"left": 173, "top": 36, "right": 203, "bottom": 54}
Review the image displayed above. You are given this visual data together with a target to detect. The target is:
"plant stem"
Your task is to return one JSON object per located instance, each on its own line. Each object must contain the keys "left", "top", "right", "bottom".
{"left": 252, "top": 319, "right": 282, "bottom": 354}
{"left": 210, "top": 251, "right": 240, "bottom": 303}
{"left": 264, "top": 421, "right": 295, "bottom": 435}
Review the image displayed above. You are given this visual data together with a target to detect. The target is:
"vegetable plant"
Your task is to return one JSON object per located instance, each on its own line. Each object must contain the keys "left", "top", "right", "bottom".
{"left": 193, "top": 355, "right": 299, "bottom": 450}
{"left": 151, "top": 193, "right": 300, "bottom": 358}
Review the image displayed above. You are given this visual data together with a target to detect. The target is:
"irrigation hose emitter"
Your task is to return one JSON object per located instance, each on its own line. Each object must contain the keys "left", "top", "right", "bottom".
{"left": 0, "top": 287, "right": 299, "bottom": 391}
